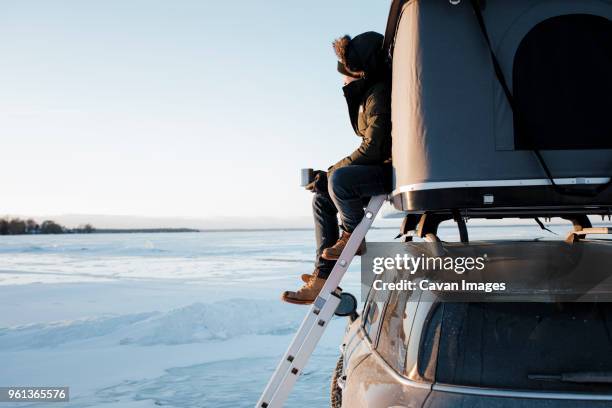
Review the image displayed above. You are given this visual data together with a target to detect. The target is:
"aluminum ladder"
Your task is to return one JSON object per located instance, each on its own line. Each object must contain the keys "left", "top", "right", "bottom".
{"left": 256, "top": 194, "right": 387, "bottom": 408}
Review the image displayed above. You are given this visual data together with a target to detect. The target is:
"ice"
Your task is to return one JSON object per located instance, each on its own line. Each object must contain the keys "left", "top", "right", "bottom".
{"left": 0, "top": 231, "right": 357, "bottom": 407}
{"left": 0, "top": 313, "right": 157, "bottom": 350}
{"left": 124, "top": 299, "right": 303, "bottom": 344}
{"left": 0, "top": 298, "right": 303, "bottom": 351}
{"left": 0, "top": 225, "right": 572, "bottom": 407}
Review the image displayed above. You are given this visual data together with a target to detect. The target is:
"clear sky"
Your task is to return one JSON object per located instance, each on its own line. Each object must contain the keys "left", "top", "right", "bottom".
{"left": 0, "top": 0, "right": 391, "bottom": 219}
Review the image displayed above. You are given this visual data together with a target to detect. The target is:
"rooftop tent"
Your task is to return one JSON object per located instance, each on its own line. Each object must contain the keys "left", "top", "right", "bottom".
{"left": 385, "top": 0, "right": 612, "bottom": 215}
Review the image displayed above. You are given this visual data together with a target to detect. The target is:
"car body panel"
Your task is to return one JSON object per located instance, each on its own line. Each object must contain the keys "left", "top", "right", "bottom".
{"left": 343, "top": 327, "right": 372, "bottom": 378}
{"left": 343, "top": 351, "right": 432, "bottom": 408}
{"left": 424, "top": 390, "right": 612, "bottom": 408}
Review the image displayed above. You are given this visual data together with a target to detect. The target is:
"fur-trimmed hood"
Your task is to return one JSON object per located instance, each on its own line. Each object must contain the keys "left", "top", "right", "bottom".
{"left": 333, "top": 31, "right": 385, "bottom": 79}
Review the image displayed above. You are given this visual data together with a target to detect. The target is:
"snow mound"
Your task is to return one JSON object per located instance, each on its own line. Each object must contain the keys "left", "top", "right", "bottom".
{"left": 0, "top": 312, "right": 157, "bottom": 350}
{"left": 120, "top": 298, "right": 303, "bottom": 345}
{"left": 0, "top": 299, "right": 303, "bottom": 350}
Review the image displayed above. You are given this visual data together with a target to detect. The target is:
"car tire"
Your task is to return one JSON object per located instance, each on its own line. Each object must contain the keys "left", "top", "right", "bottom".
{"left": 330, "top": 355, "right": 343, "bottom": 408}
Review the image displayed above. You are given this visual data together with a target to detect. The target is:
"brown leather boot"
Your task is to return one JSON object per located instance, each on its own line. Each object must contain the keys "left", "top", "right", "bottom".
{"left": 321, "top": 231, "right": 366, "bottom": 260}
{"left": 300, "top": 273, "right": 314, "bottom": 283}
{"left": 302, "top": 271, "right": 341, "bottom": 288}
{"left": 300, "top": 268, "right": 324, "bottom": 283}
{"left": 281, "top": 276, "right": 326, "bottom": 305}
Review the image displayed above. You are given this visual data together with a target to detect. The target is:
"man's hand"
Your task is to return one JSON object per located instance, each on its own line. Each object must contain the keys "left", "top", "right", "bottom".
{"left": 305, "top": 170, "right": 328, "bottom": 194}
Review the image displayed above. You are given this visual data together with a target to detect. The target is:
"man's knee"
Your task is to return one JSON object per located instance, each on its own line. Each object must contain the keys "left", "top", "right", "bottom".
{"left": 328, "top": 167, "right": 353, "bottom": 199}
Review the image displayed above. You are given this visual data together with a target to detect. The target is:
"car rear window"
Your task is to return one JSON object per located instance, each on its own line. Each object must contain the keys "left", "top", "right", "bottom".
{"left": 434, "top": 303, "right": 612, "bottom": 392}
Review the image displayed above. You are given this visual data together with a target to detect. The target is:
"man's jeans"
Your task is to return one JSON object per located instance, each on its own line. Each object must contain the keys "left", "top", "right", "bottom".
{"left": 313, "top": 165, "right": 391, "bottom": 279}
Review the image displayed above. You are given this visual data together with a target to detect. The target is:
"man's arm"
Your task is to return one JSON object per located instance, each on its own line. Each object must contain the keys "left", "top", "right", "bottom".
{"left": 328, "top": 90, "right": 391, "bottom": 173}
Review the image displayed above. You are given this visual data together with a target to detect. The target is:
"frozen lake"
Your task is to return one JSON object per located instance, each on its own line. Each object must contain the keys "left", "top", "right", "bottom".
{"left": 0, "top": 223, "right": 578, "bottom": 407}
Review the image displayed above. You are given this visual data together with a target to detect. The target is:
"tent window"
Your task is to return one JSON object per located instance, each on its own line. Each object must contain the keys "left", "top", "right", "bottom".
{"left": 513, "top": 14, "right": 612, "bottom": 150}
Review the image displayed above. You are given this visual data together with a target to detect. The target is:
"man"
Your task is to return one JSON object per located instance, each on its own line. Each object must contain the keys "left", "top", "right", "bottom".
{"left": 282, "top": 31, "right": 392, "bottom": 305}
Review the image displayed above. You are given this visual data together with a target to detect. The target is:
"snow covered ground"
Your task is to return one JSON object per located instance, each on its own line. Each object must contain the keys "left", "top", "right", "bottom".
{"left": 0, "top": 224, "right": 573, "bottom": 407}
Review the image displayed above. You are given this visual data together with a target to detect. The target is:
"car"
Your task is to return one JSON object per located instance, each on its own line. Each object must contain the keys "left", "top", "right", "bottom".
{"left": 332, "top": 239, "right": 612, "bottom": 408}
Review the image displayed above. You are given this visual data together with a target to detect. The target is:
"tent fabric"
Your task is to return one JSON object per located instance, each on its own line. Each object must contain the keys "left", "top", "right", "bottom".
{"left": 390, "top": 0, "right": 612, "bottom": 211}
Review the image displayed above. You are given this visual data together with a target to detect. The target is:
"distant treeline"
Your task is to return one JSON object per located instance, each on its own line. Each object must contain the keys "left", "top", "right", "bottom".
{"left": 0, "top": 218, "right": 95, "bottom": 235}
{"left": 95, "top": 228, "right": 199, "bottom": 233}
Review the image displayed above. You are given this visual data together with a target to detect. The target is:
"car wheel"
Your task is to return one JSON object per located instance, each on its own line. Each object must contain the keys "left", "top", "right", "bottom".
{"left": 330, "top": 355, "right": 343, "bottom": 408}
